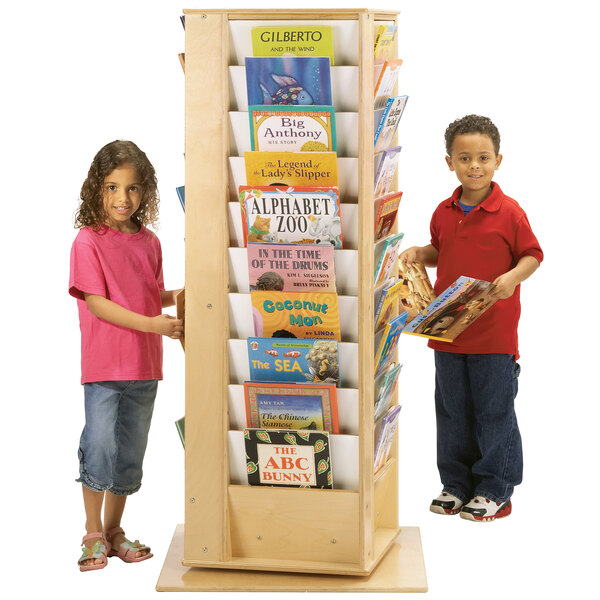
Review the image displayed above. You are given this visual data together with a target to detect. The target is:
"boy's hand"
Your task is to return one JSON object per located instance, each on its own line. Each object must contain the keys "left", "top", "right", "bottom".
{"left": 398, "top": 244, "right": 439, "bottom": 268}
{"left": 150, "top": 314, "right": 184, "bottom": 339}
{"left": 492, "top": 272, "right": 518, "bottom": 299}
{"left": 399, "top": 246, "right": 419, "bottom": 267}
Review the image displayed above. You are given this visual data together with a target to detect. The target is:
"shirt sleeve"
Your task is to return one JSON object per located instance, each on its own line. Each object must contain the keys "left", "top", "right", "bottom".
{"left": 512, "top": 213, "right": 544, "bottom": 265}
{"left": 429, "top": 210, "right": 440, "bottom": 251}
{"left": 69, "top": 236, "right": 107, "bottom": 301}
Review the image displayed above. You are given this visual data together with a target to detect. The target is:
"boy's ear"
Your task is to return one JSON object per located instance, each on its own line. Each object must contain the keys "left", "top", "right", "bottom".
{"left": 495, "top": 153, "right": 503, "bottom": 169}
{"left": 445, "top": 155, "right": 454, "bottom": 171}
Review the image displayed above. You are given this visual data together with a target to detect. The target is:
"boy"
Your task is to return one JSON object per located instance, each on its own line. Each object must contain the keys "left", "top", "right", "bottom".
{"left": 400, "top": 115, "right": 543, "bottom": 522}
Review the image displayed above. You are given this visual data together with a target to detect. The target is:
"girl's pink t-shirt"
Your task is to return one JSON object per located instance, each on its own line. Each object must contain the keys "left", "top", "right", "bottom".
{"left": 69, "top": 225, "right": 164, "bottom": 384}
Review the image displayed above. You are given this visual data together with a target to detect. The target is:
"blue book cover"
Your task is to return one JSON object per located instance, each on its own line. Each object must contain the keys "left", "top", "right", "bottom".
{"left": 247, "top": 337, "right": 340, "bottom": 386}
{"left": 176, "top": 186, "right": 185, "bottom": 211}
{"left": 245, "top": 56, "right": 332, "bottom": 106}
{"left": 374, "top": 312, "right": 408, "bottom": 377}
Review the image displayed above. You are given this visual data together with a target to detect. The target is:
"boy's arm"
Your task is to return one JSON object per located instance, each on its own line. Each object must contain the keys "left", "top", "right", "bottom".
{"left": 160, "top": 288, "right": 183, "bottom": 308}
{"left": 492, "top": 255, "right": 540, "bottom": 300}
{"left": 84, "top": 293, "right": 183, "bottom": 338}
{"left": 399, "top": 244, "right": 439, "bottom": 268}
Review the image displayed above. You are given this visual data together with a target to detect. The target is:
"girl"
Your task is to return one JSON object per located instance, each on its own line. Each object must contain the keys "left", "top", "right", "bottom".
{"left": 69, "top": 140, "right": 183, "bottom": 571}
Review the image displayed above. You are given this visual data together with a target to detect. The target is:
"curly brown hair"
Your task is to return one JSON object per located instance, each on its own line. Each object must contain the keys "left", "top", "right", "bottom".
{"left": 74, "top": 140, "right": 159, "bottom": 230}
{"left": 445, "top": 115, "right": 501, "bottom": 156}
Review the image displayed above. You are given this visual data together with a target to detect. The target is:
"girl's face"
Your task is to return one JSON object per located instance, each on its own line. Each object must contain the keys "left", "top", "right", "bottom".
{"left": 102, "top": 163, "right": 143, "bottom": 233}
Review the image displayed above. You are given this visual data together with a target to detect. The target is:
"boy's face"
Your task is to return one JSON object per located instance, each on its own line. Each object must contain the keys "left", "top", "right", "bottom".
{"left": 445, "top": 133, "right": 502, "bottom": 203}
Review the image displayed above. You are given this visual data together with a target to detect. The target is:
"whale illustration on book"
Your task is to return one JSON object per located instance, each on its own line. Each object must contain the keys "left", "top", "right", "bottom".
{"left": 259, "top": 74, "right": 314, "bottom": 105}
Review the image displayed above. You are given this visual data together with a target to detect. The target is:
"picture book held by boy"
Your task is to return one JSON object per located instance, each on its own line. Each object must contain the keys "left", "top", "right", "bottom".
{"left": 244, "top": 381, "right": 339, "bottom": 432}
{"left": 247, "top": 337, "right": 340, "bottom": 385}
{"left": 251, "top": 25, "right": 335, "bottom": 64}
{"left": 247, "top": 243, "right": 336, "bottom": 293}
{"left": 244, "top": 152, "right": 338, "bottom": 188}
{"left": 374, "top": 95, "right": 408, "bottom": 153}
{"left": 402, "top": 276, "right": 497, "bottom": 342}
{"left": 245, "top": 56, "right": 332, "bottom": 106}
{"left": 373, "top": 58, "right": 403, "bottom": 110}
{"left": 239, "top": 185, "right": 342, "bottom": 248}
{"left": 374, "top": 362, "right": 402, "bottom": 422}
{"left": 244, "top": 428, "right": 333, "bottom": 489}
{"left": 249, "top": 105, "right": 337, "bottom": 153}
{"left": 374, "top": 311, "right": 408, "bottom": 377}
{"left": 374, "top": 232, "right": 404, "bottom": 286}
{"left": 374, "top": 146, "right": 402, "bottom": 198}
{"left": 251, "top": 290, "right": 341, "bottom": 341}
{"left": 374, "top": 191, "right": 403, "bottom": 242}
{"left": 374, "top": 404, "right": 402, "bottom": 474}
{"left": 396, "top": 260, "right": 437, "bottom": 323}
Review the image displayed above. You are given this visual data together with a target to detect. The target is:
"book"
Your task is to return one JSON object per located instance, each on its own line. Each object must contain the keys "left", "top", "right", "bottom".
{"left": 244, "top": 381, "right": 339, "bottom": 433}
{"left": 175, "top": 417, "right": 185, "bottom": 448}
{"left": 402, "top": 276, "right": 497, "bottom": 342}
{"left": 374, "top": 312, "right": 408, "bottom": 377}
{"left": 374, "top": 278, "right": 405, "bottom": 332}
{"left": 244, "top": 428, "right": 333, "bottom": 488}
{"left": 176, "top": 186, "right": 185, "bottom": 211}
{"left": 251, "top": 290, "right": 341, "bottom": 340}
{"left": 374, "top": 95, "right": 408, "bottom": 153}
{"left": 247, "top": 243, "right": 336, "bottom": 292}
{"left": 248, "top": 105, "right": 337, "bottom": 153}
{"left": 374, "top": 191, "right": 403, "bottom": 241}
{"left": 374, "top": 404, "right": 402, "bottom": 474}
{"left": 397, "top": 261, "right": 437, "bottom": 323}
{"left": 374, "top": 362, "right": 402, "bottom": 422}
{"left": 373, "top": 59, "right": 403, "bottom": 110}
{"left": 247, "top": 337, "right": 340, "bottom": 385}
{"left": 244, "top": 151, "right": 339, "bottom": 188}
{"left": 374, "top": 24, "right": 398, "bottom": 64}
{"left": 251, "top": 25, "right": 335, "bottom": 64}
{"left": 178, "top": 53, "right": 185, "bottom": 73}
{"left": 374, "top": 146, "right": 402, "bottom": 198}
{"left": 245, "top": 56, "right": 332, "bottom": 106}
{"left": 239, "top": 185, "right": 342, "bottom": 247}
{"left": 374, "top": 232, "right": 404, "bottom": 286}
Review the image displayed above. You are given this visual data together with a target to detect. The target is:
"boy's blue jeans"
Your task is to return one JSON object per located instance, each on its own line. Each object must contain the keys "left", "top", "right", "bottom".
{"left": 434, "top": 351, "right": 522, "bottom": 503}
{"left": 77, "top": 380, "right": 157, "bottom": 496}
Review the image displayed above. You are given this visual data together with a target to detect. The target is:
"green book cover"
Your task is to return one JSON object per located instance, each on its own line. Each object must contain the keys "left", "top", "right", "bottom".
{"left": 175, "top": 417, "right": 185, "bottom": 448}
{"left": 251, "top": 26, "right": 334, "bottom": 64}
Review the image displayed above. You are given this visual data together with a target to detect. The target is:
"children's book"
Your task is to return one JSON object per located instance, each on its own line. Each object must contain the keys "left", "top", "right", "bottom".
{"left": 247, "top": 337, "right": 340, "bottom": 385}
{"left": 175, "top": 417, "right": 185, "bottom": 448}
{"left": 248, "top": 105, "right": 337, "bottom": 153}
{"left": 373, "top": 59, "right": 403, "bottom": 110}
{"left": 374, "top": 191, "right": 403, "bottom": 242}
{"left": 373, "top": 278, "right": 405, "bottom": 332}
{"left": 244, "top": 428, "right": 333, "bottom": 488}
{"left": 244, "top": 151, "right": 339, "bottom": 188}
{"left": 402, "top": 276, "right": 497, "bottom": 342}
{"left": 374, "top": 146, "right": 402, "bottom": 198}
{"left": 176, "top": 186, "right": 185, "bottom": 211}
{"left": 396, "top": 261, "right": 437, "bottom": 323}
{"left": 244, "top": 381, "right": 339, "bottom": 433}
{"left": 374, "top": 24, "right": 398, "bottom": 64}
{"left": 374, "top": 233, "right": 404, "bottom": 286}
{"left": 245, "top": 56, "right": 332, "bottom": 106}
{"left": 251, "top": 25, "right": 335, "bottom": 65}
{"left": 247, "top": 243, "right": 336, "bottom": 292}
{"left": 239, "top": 185, "right": 342, "bottom": 248}
{"left": 374, "top": 404, "right": 402, "bottom": 474}
{"left": 178, "top": 53, "right": 185, "bottom": 73}
{"left": 374, "top": 95, "right": 408, "bottom": 153}
{"left": 251, "top": 290, "right": 341, "bottom": 341}
{"left": 374, "top": 311, "right": 408, "bottom": 377}
{"left": 374, "top": 362, "right": 402, "bottom": 422}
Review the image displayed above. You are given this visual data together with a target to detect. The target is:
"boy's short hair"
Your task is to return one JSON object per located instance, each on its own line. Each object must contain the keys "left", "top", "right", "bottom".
{"left": 445, "top": 115, "right": 501, "bottom": 156}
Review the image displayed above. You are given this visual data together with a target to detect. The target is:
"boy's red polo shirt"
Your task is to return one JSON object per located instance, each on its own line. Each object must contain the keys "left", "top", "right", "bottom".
{"left": 428, "top": 182, "right": 543, "bottom": 359}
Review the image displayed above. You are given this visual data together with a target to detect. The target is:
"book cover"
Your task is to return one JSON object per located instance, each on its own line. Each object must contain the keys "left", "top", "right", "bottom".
{"left": 374, "top": 146, "right": 402, "bottom": 198}
{"left": 247, "top": 243, "right": 336, "bottom": 292}
{"left": 251, "top": 290, "right": 341, "bottom": 341}
{"left": 373, "top": 58, "right": 403, "bottom": 110}
{"left": 175, "top": 417, "right": 185, "bottom": 448}
{"left": 245, "top": 56, "right": 332, "bottom": 106}
{"left": 247, "top": 337, "right": 340, "bottom": 385}
{"left": 374, "top": 311, "right": 408, "bottom": 377}
{"left": 374, "top": 232, "right": 404, "bottom": 286}
{"left": 374, "top": 24, "right": 398, "bottom": 64}
{"left": 248, "top": 105, "right": 337, "bottom": 153}
{"left": 244, "top": 428, "right": 333, "bottom": 488}
{"left": 374, "top": 404, "right": 402, "bottom": 474}
{"left": 374, "top": 278, "right": 405, "bottom": 332}
{"left": 397, "top": 261, "right": 437, "bottom": 323}
{"left": 176, "top": 186, "right": 185, "bottom": 211}
{"left": 244, "top": 381, "right": 338, "bottom": 433}
{"left": 251, "top": 25, "right": 335, "bottom": 64}
{"left": 239, "top": 185, "right": 342, "bottom": 247}
{"left": 402, "top": 276, "right": 497, "bottom": 342}
{"left": 244, "top": 152, "right": 339, "bottom": 188}
{"left": 374, "top": 191, "right": 403, "bottom": 241}
{"left": 374, "top": 95, "right": 408, "bottom": 153}
{"left": 374, "top": 362, "right": 403, "bottom": 422}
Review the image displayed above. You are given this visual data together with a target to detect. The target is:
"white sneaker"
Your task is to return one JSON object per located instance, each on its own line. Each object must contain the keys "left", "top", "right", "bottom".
{"left": 430, "top": 491, "right": 464, "bottom": 515}
{"left": 460, "top": 496, "right": 512, "bottom": 522}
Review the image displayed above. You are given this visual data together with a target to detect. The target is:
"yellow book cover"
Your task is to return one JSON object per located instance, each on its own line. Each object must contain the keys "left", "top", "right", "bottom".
{"left": 251, "top": 26, "right": 334, "bottom": 64}
{"left": 245, "top": 151, "right": 338, "bottom": 188}
{"left": 374, "top": 24, "right": 398, "bottom": 64}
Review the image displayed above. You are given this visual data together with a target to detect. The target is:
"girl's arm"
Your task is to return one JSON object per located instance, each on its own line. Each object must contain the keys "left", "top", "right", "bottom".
{"left": 160, "top": 288, "right": 183, "bottom": 309}
{"left": 399, "top": 244, "right": 439, "bottom": 268}
{"left": 84, "top": 293, "right": 183, "bottom": 338}
{"left": 492, "top": 255, "right": 540, "bottom": 300}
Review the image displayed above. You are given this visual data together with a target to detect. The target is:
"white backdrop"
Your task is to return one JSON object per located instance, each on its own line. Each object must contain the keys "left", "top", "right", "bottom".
{"left": 1, "top": 1, "right": 597, "bottom": 598}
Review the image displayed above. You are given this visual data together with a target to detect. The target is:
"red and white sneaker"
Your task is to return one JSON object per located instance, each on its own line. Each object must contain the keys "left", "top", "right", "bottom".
{"left": 430, "top": 491, "right": 464, "bottom": 515}
{"left": 460, "top": 496, "right": 512, "bottom": 522}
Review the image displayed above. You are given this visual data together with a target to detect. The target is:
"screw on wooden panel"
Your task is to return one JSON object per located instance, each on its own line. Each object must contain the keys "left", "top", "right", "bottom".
{"left": 189, "top": 497, "right": 195, "bottom": 503}
{"left": 207, "top": 304, "right": 213, "bottom": 309}
{"left": 331, "top": 538, "right": 337, "bottom": 544}
{"left": 257, "top": 535, "right": 262, "bottom": 541}
{"left": 202, "top": 547, "right": 208, "bottom": 552}
{"left": 201, "top": 14, "right": 207, "bottom": 19}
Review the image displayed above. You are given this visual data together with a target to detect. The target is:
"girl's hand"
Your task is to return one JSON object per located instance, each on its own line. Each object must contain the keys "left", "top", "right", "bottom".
{"left": 150, "top": 314, "right": 184, "bottom": 338}
{"left": 492, "top": 272, "right": 518, "bottom": 300}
